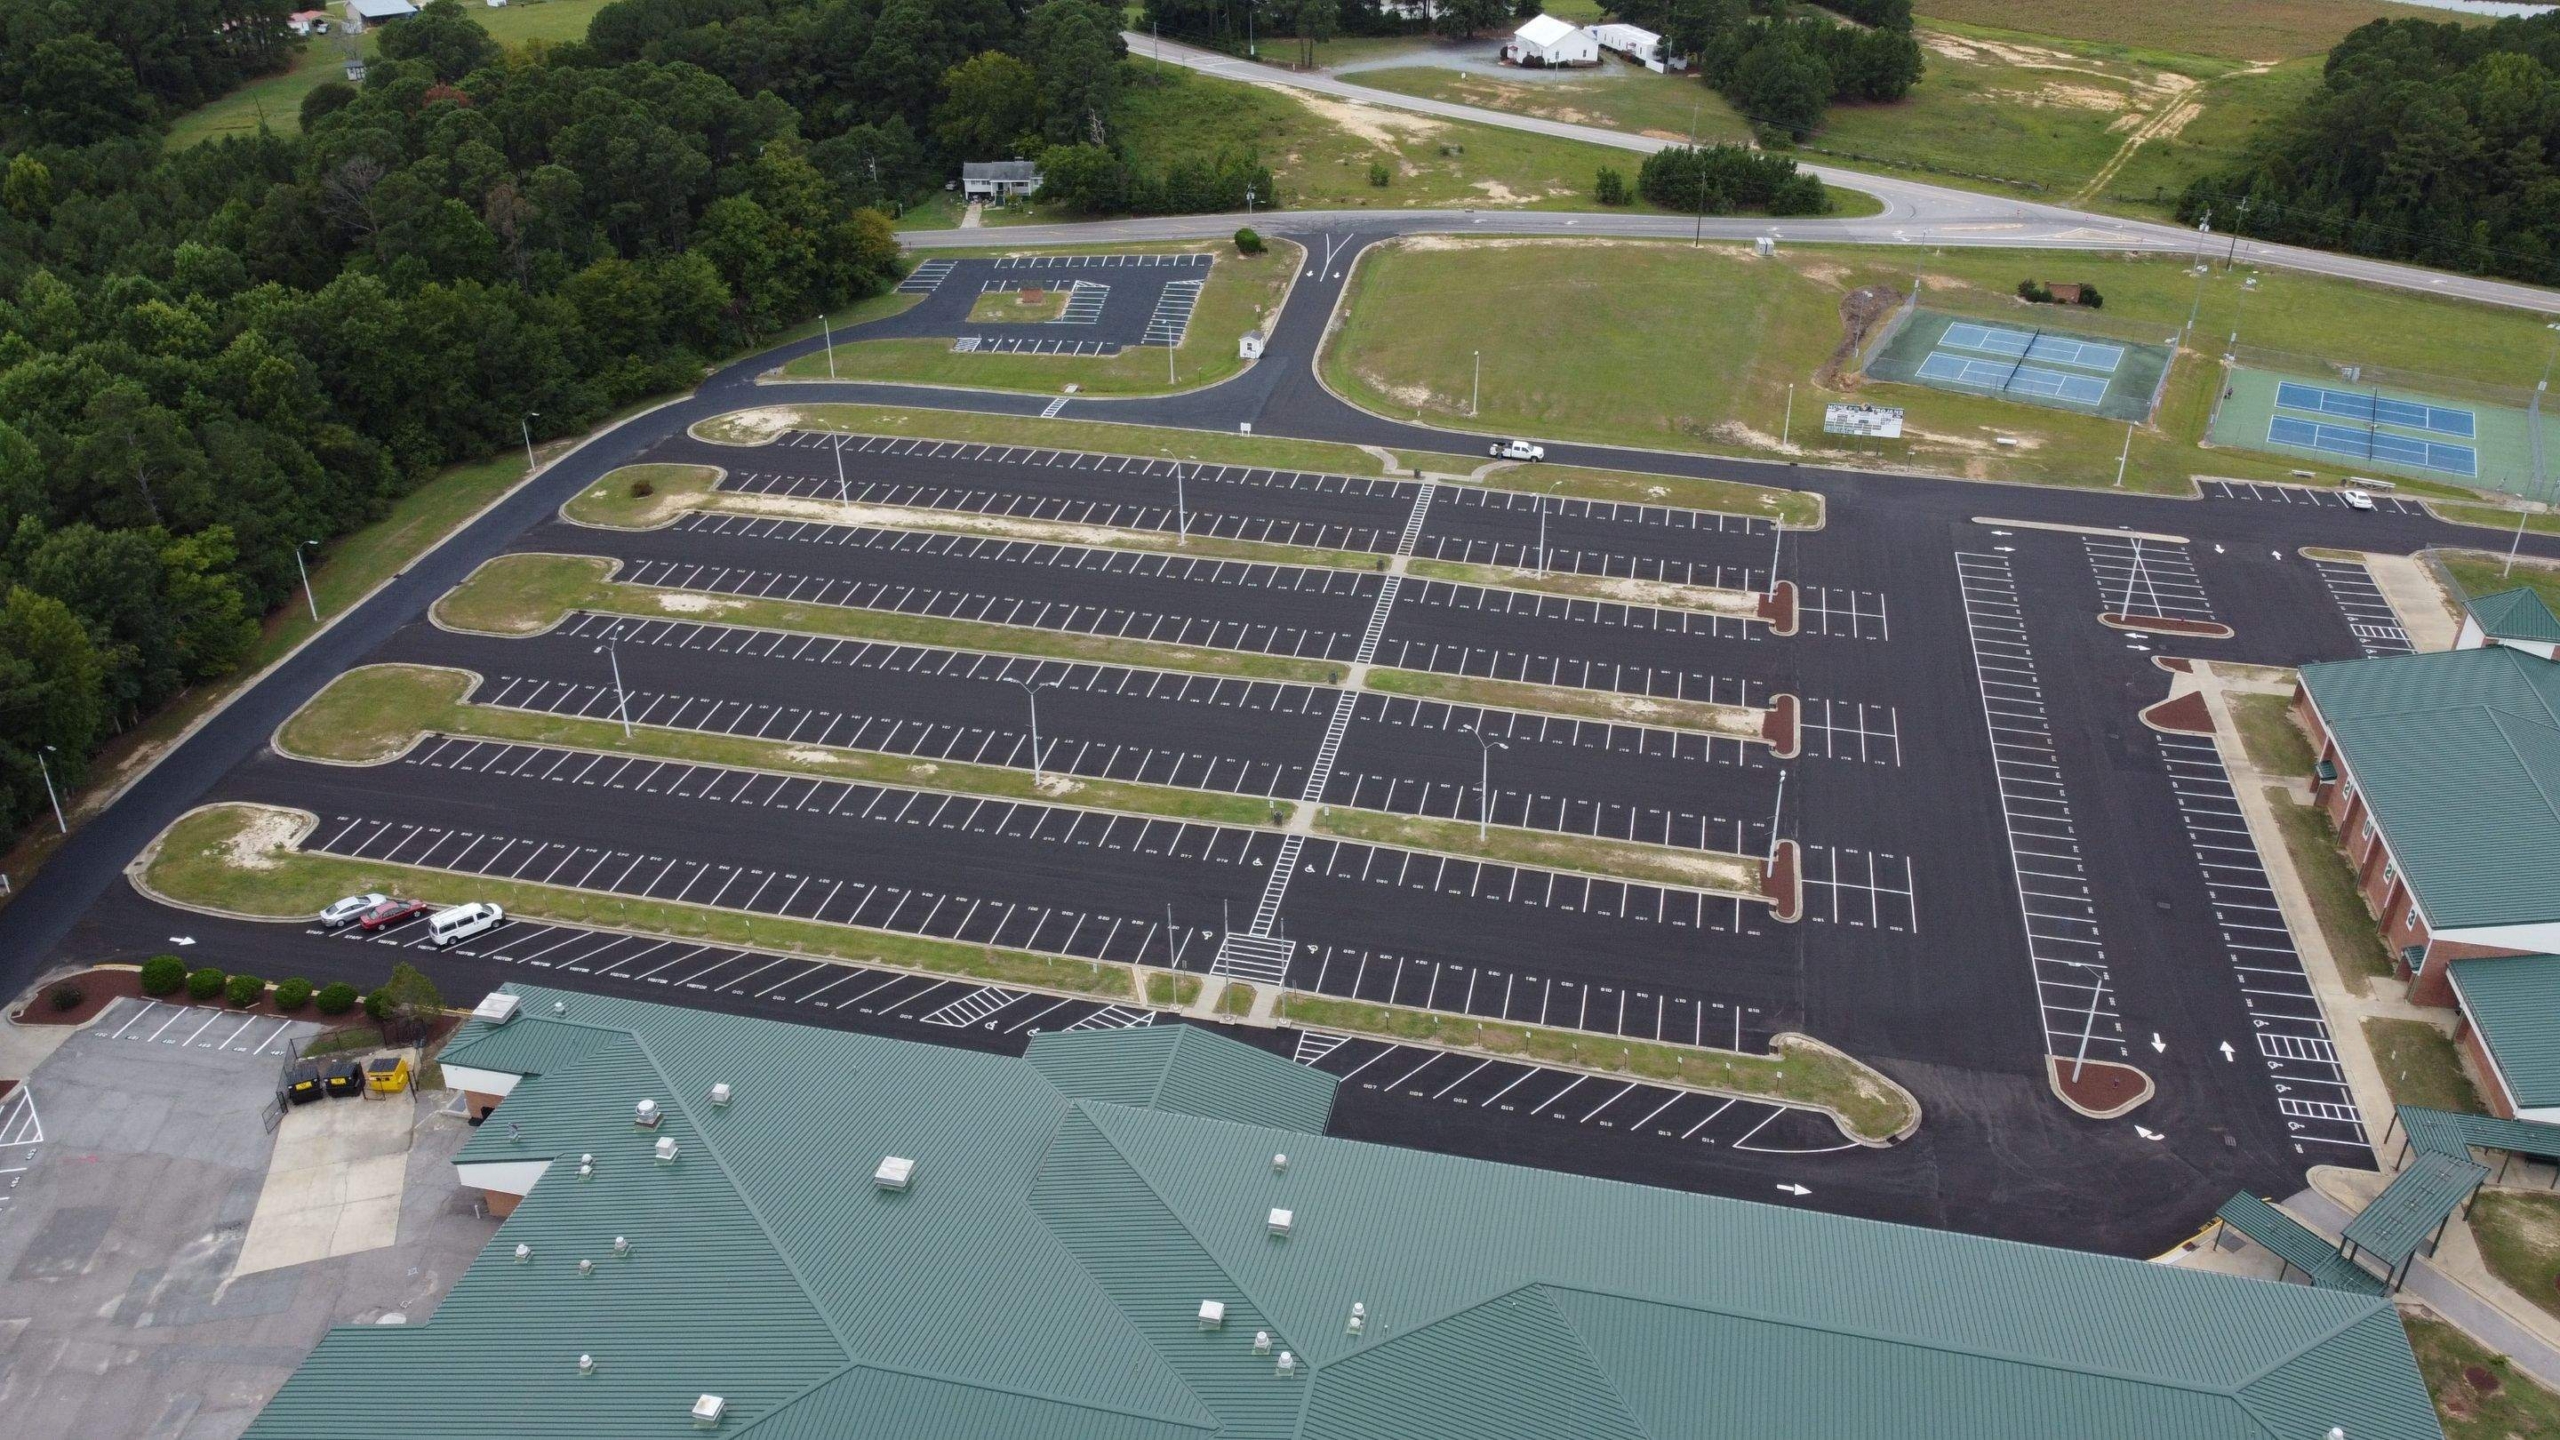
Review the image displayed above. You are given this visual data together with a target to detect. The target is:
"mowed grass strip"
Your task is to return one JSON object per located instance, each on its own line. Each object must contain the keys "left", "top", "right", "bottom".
{"left": 431, "top": 552, "right": 1346, "bottom": 684}
{"left": 693, "top": 489, "right": 1389, "bottom": 573}
{"left": 1273, "top": 991, "right": 1914, "bottom": 1142}
{"left": 1313, "top": 808, "right": 1761, "bottom": 896}
{"left": 563, "top": 464, "right": 724, "bottom": 529}
{"left": 2264, "top": 787, "right": 2395, "bottom": 992}
{"left": 1481, "top": 462, "right": 1823, "bottom": 529}
{"left": 142, "top": 803, "right": 1132, "bottom": 997}
{"left": 277, "top": 664, "right": 1284, "bottom": 828}
{"left": 1365, "top": 666, "right": 1762, "bottom": 738}
{"left": 1405, "top": 558, "right": 1759, "bottom": 617}
{"left": 2228, "top": 692, "right": 2314, "bottom": 777}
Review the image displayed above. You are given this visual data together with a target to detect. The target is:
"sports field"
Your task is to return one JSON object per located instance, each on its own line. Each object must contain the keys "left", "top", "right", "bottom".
{"left": 1867, "top": 309, "right": 2173, "bottom": 423}
{"left": 2207, "top": 367, "right": 2555, "bottom": 495}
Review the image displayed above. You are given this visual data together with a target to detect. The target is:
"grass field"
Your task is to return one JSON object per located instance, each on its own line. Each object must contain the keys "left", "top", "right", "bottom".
{"left": 2230, "top": 693, "right": 2314, "bottom": 777}
{"left": 2364, "top": 1017, "right": 2483, "bottom": 1114}
{"left": 2472, "top": 1191, "right": 2560, "bottom": 1326}
{"left": 2406, "top": 1316, "right": 2560, "bottom": 1440}
{"left": 1324, "top": 235, "right": 2560, "bottom": 493}
{"left": 562, "top": 464, "right": 722, "bottom": 528}
{"left": 2444, "top": 553, "right": 2560, "bottom": 617}
{"left": 166, "top": 0, "right": 616, "bottom": 149}
{"left": 1913, "top": 0, "right": 2480, "bottom": 62}
{"left": 777, "top": 238, "right": 1298, "bottom": 395}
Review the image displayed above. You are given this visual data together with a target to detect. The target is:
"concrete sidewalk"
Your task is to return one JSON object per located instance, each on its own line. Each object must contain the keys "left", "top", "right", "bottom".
{"left": 2286, "top": 1184, "right": 2560, "bottom": 1392}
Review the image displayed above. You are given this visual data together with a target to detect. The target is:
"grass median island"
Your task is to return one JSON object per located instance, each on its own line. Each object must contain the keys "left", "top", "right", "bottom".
{"left": 431, "top": 551, "right": 1344, "bottom": 684}
{"left": 687, "top": 488, "right": 1388, "bottom": 573}
{"left": 1274, "top": 991, "right": 1913, "bottom": 1142}
{"left": 693, "top": 403, "right": 1488, "bottom": 477}
{"left": 1365, "top": 667, "right": 1762, "bottom": 739}
{"left": 1481, "top": 463, "right": 1823, "bottom": 530}
{"left": 2229, "top": 692, "right": 2315, "bottom": 777}
{"left": 2364, "top": 1017, "right": 2483, "bottom": 1115}
{"left": 2436, "top": 505, "right": 2560, "bottom": 539}
{"left": 142, "top": 803, "right": 1132, "bottom": 998}
{"left": 563, "top": 465, "right": 723, "bottom": 529}
{"left": 1145, "top": 971, "right": 1204, "bottom": 1007}
{"left": 277, "top": 665, "right": 475, "bottom": 763}
{"left": 2405, "top": 1314, "right": 2560, "bottom": 1440}
{"left": 967, "top": 287, "right": 1072, "bottom": 324}
{"left": 1406, "top": 558, "right": 1758, "bottom": 617}
{"left": 1314, "top": 808, "right": 1760, "bottom": 896}
{"left": 2265, "top": 786, "right": 2395, "bottom": 992}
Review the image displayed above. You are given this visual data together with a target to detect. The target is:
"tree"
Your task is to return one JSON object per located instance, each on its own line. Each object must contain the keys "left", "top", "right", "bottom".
{"left": 1595, "top": 166, "right": 1629, "bottom": 205}
{"left": 1432, "top": 0, "right": 1511, "bottom": 40}
{"left": 1285, "top": 0, "right": 1341, "bottom": 69}
{"left": 0, "top": 587, "right": 102, "bottom": 835}
{"left": 378, "top": 4, "right": 502, "bottom": 82}
{"left": 1727, "top": 37, "right": 1832, "bottom": 138}
{"left": 371, "top": 961, "right": 445, "bottom": 1043}
{"left": 1024, "top": 0, "right": 1126, "bottom": 145}
{"left": 3, "top": 155, "right": 52, "bottom": 221}
{"left": 935, "top": 52, "right": 1040, "bottom": 160}
{"left": 300, "top": 80, "right": 359, "bottom": 132}
{"left": 16, "top": 36, "right": 155, "bottom": 145}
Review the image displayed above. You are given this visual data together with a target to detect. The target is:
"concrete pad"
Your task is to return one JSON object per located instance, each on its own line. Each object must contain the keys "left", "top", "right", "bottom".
{"left": 2366, "top": 551, "right": 2463, "bottom": 651}
{"left": 234, "top": 1081, "right": 419, "bottom": 1279}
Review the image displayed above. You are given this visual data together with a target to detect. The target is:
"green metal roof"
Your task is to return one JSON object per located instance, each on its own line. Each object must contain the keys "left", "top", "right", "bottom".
{"left": 2449, "top": 954, "right": 2560, "bottom": 1109}
{"left": 441, "top": 1012, "right": 620, "bottom": 1081}
{"left": 2299, "top": 645, "right": 2560, "bottom": 930}
{"left": 2341, "top": 1151, "right": 2489, "bottom": 1271}
{"left": 1025, "top": 1024, "right": 1336, "bottom": 1134}
{"left": 248, "top": 987, "right": 2447, "bottom": 1440}
{"left": 2466, "top": 587, "right": 2560, "bottom": 644}
{"left": 2211, "top": 1194, "right": 2386, "bottom": 1295}
{"left": 2398, "top": 1103, "right": 2560, "bottom": 1162}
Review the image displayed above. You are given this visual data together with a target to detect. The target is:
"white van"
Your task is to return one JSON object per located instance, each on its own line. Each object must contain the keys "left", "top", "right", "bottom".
{"left": 428, "top": 902, "right": 505, "bottom": 948}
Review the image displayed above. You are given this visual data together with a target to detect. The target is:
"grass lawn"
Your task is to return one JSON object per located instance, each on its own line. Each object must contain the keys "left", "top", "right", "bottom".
{"left": 1217, "top": 981, "right": 1258, "bottom": 1016}
{"left": 777, "top": 238, "right": 1298, "bottom": 395}
{"left": 2438, "top": 505, "right": 2560, "bottom": 537}
{"left": 277, "top": 664, "right": 475, "bottom": 763}
{"left": 2405, "top": 1315, "right": 2560, "bottom": 1440}
{"left": 1274, "top": 991, "right": 1914, "bottom": 1140}
{"left": 1366, "top": 667, "right": 1762, "bottom": 737}
{"left": 166, "top": 0, "right": 617, "bottom": 149}
{"left": 2471, "top": 1191, "right": 2560, "bottom": 1325}
{"left": 144, "top": 803, "right": 1134, "bottom": 997}
{"left": 967, "top": 287, "right": 1073, "bottom": 324}
{"left": 2096, "top": 57, "right": 2326, "bottom": 217}
{"left": 2267, "top": 788, "right": 2396, "bottom": 991}
{"left": 2364, "top": 1017, "right": 2484, "bottom": 1115}
{"left": 1326, "top": 234, "right": 2560, "bottom": 493}
{"left": 2443, "top": 552, "right": 2560, "bottom": 615}
{"left": 1913, "top": 0, "right": 2481, "bottom": 62}
{"left": 1313, "top": 808, "right": 1759, "bottom": 895}
{"left": 1144, "top": 971, "right": 1203, "bottom": 1007}
{"left": 434, "top": 550, "right": 1348, "bottom": 684}
{"left": 562, "top": 464, "right": 722, "bottom": 529}
{"left": 2229, "top": 692, "right": 2314, "bottom": 777}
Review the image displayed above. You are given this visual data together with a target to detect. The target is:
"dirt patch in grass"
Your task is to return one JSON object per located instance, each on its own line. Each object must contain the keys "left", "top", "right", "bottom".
{"left": 1365, "top": 667, "right": 1763, "bottom": 738}
{"left": 2269, "top": 788, "right": 2394, "bottom": 992}
{"left": 2365, "top": 1017, "right": 2483, "bottom": 1115}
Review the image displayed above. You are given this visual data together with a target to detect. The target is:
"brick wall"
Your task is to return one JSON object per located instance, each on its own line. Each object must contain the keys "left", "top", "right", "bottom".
{"left": 2456, "top": 1018, "right": 2517, "bottom": 1119}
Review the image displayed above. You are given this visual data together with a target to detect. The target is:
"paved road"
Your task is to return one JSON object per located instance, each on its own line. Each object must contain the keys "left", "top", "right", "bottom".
{"left": 973, "top": 34, "right": 2559, "bottom": 316}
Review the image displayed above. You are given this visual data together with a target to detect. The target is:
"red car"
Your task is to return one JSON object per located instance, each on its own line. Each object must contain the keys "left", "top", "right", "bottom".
{"left": 358, "top": 898, "right": 432, "bottom": 932}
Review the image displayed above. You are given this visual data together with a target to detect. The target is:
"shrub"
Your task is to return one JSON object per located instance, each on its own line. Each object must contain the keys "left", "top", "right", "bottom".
{"left": 315, "top": 981, "right": 358, "bottom": 1016}
{"left": 46, "top": 981, "right": 83, "bottom": 1012}
{"left": 139, "top": 955, "right": 187, "bottom": 996}
{"left": 225, "top": 972, "right": 266, "bottom": 1008}
{"left": 1367, "top": 160, "right": 1391, "bottom": 187}
{"left": 186, "top": 967, "right": 226, "bottom": 1001}
{"left": 1233, "top": 226, "right": 1264, "bottom": 255}
{"left": 1594, "top": 166, "right": 1629, "bottom": 206}
{"left": 628, "top": 475, "right": 654, "bottom": 498}
{"left": 2017, "top": 279, "right": 2054, "bottom": 304}
{"left": 274, "top": 977, "right": 314, "bottom": 1011}
{"left": 363, "top": 988, "right": 391, "bottom": 1023}
{"left": 2079, "top": 284, "right": 2103, "bottom": 309}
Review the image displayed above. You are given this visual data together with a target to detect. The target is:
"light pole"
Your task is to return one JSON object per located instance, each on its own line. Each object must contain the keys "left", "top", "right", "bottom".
{"left": 1535, "top": 480, "right": 1562, "bottom": 578}
{"left": 1471, "top": 349, "right": 1480, "bottom": 418}
{"left": 2182, "top": 209, "right": 2211, "bottom": 341}
{"left": 1468, "top": 730, "right": 1507, "bottom": 842}
{"left": 1008, "top": 677, "right": 1056, "bottom": 784}
{"left": 595, "top": 631, "right": 632, "bottom": 738}
{"left": 822, "top": 313, "right": 836, "bottom": 379}
{"left": 1174, "top": 464, "right": 1189, "bottom": 545}
{"left": 294, "top": 538, "right": 321, "bottom": 623}
{"left": 1245, "top": 184, "right": 1256, "bottom": 217}
{"left": 2113, "top": 422, "right": 2135, "bottom": 488}
{"left": 830, "top": 432, "right": 852, "bottom": 511}
{"left": 2222, "top": 195, "right": 2250, "bottom": 270}
{"left": 1688, "top": 103, "right": 1704, "bottom": 248}
{"left": 520, "top": 411, "right": 540, "bottom": 474}
{"left": 36, "top": 744, "right": 65, "bottom": 834}
{"left": 1781, "top": 384, "right": 1795, "bottom": 451}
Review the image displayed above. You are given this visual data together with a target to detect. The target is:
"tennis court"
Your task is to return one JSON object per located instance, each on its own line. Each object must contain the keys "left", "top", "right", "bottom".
{"left": 1865, "top": 309, "right": 2173, "bottom": 424}
{"left": 2209, "top": 366, "right": 2550, "bottom": 494}
{"left": 1943, "top": 322, "right": 2126, "bottom": 375}
{"left": 1917, "top": 351, "right": 2111, "bottom": 405}
{"left": 2274, "top": 381, "right": 2474, "bottom": 438}
{"left": 2266, "top": 416, "right": 2477, "bottom": 477}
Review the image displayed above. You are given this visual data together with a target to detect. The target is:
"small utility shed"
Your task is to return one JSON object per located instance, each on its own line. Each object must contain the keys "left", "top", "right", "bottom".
{"left": 1505, "top": 14, "right": 1600, "bottom": 67}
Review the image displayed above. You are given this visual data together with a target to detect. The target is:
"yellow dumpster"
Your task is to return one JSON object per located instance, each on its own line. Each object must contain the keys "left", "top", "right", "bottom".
{"left": 365, "top": 1055, "right": 411, "bottom": 1094}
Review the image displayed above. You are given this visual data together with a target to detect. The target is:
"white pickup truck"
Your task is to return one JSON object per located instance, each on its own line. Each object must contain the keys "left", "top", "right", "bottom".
{"left": 1489, "top": 439, "right": 1546, "bottom": 462}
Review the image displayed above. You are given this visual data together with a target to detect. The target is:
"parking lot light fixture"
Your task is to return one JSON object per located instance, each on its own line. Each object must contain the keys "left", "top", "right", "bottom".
{"left": 520, "top": 411, "right": 539, "bottom": 474}
{"left": 1536, "top": 480, "right": 1563, "bottom": 578}
{"left": 595, "top": 632, "right": 632, "bottom": 738}
{"left": 1471, "top": 350, "right": 1480, "bottom": 418}
{"left": 1007, "top": 676, "right": 1057, "bottom": 784}
{"left": 830, "top": 431, "right": 852, "bottom": 512}
{"left": 37, "top": 744, "right": 65, "bottom": 835}
{"left": 1175, "top": 465, "right": 1189, "bottom": 545}
{"left": 822, "top": 312, "right": 836, "bottom": 379}
{"left": 1468, "top": 730, "right": 1507, "bottom": 842}
{"left": 294, "top": 538, "right": 321, "bottom": 623}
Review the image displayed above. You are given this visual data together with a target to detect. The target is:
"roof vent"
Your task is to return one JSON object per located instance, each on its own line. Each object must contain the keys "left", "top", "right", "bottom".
{"left": 654, "top": 1136, "right": 679, "bottom": 1164}
{"left": 613, "top": 1235, "right": 631, "bottom": 1257}
{"left": 1267, "top": 1207, "right": 1293, "bottom": 1237}
{"left": 1347, "top": 1302, "right": 1366, "bottom": 1335}
{"left": 1276, "top": 1351, "right": 1297, "bottom": 1378}
{"left": 553, "top": 1000, "right": 566, "bottom": 1015}
{"left": 473, "top": 992, "right": 521, "bottom": 1026}
{"left": 514, "top": 1243, "right": 533, "bottom": 1264}
{"left": 2327, "top": 1431, "right": 2345, "bottom": 1440}
{"left": 1253, "top": 1330, "right": 1272, "bottom": 1355}
{"left": 578, "top": 1258, "right": 594, "bottom": 1277}
{"left": 874, "top": 1156, "right": 915, "bottom": 1191}
{"left": 709, "top": 1082, "right": 733, "bottom": 1108}
{"left": 577, "top": 1354, "right": 595, "bottom": 1376}
{"left": 635, "top": 1098, "right": 661, "bottom": 1128}
{"left": 1271, "top": 1152, "right": 1288, "bottom": 1172}
{"left": 579, "top": 1154, "right": 594, "bottom": 1179}
{"left": 1198, "top": 1300, "right": 1226, "bottom": 1330}
{"left": 692, "top": 1394, "right": 727, "bottom": 1428}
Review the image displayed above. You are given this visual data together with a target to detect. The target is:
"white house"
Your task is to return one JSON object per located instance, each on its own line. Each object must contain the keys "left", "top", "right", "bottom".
{"left": 347, "top": 0, "right": 419, "bottom": 20}
{"left": 1590, "top": 22, "right": 1688, "bottom": 71}
{"left": 961, "top": 160, "right": 1042, "bottom": 204}
{"left": 1504, "top": 14, "right": 1600, "bottom": 67}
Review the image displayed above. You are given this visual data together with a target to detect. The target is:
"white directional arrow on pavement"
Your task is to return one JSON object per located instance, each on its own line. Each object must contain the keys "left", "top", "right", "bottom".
{"left": 1775, "top": 1183, "right": 1811, "bottom": 1197}
{"left": 2150, "top": 1032, "right": 2166, "bottom": 1054}
{"left": 170, "top": 936, "right": 196, "bottom": 947}
{"left": 2135, "top": 1126, "right": 2164, "bottom": 1141}
{"left": 2219, "top": 1041, "right": 2237, "bottom": 1062}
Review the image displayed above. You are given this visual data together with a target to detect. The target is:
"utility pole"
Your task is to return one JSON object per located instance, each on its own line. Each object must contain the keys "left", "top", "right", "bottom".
{"left": 295, "top": 539, "right": 320, "bottom": 623}
{"left": 2114, "top": 422, "right": 2134, "bottom": 488}
{"left": 36, "top": 745, "right": 65, "bottom": 835}
{"left": 520, "top": 411, "right": 540, "bottom": 473}
{"left": 1781, "top": 384, "right": 1795, "bottom": 450}
{"left": 2182, "top": 208, "right": 2211, "bottom": 342}
{"left": 2223, "top": 195, "right": 2250, "bottom": 270}
{"left": 596, "top": 632, "right": 632, "bottom": 738}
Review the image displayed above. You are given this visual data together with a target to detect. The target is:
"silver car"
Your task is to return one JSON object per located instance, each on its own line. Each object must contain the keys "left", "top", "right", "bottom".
{"left": 319, "top": 892, "right": 387, "bottom": 929}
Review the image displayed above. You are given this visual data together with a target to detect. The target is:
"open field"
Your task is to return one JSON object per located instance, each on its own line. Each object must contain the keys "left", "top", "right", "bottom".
{"left": 2406, "top": 1315, "right": 2560, "bottom": 1440}
{"left": 1324, "top": 235, "right": 2560, "bottom": 493}
{"left": 1913, "top": 0, "right": 2483, "bottom": 62}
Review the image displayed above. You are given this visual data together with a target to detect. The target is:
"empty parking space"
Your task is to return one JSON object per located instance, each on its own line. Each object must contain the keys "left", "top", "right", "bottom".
{"left": 94, "top": 998, "right": 312, "bottom": 1055}
{"left": 2310, "top": 559, "right": 2414, "bottom": 657}
{"left": 897, "top": 260, "right": 954, "bottom": 294}
{"left": 2199, "top": 480, "right": 2426, "bottom": 514}
{"left": 1797, "top": 585, "right": 1890, "bottom": 640}
{"left": 1798, "top": 697, "right": 1902, "bottom": 766}
{"left": 1415, "top": 487, "right": 1773, "bottom": 588}
{"left": 1799, "top": 845, "right": 1918, "bottom": 933}
{"left": 1141, "top": 279, "right": 1202, "bottom": 346}
{"left": 2083, "top": 536, "right": 2217, "bottom": 624}
{"left": 951, "top": 335, "right": 1117, "bottom": 356}
{"left": 991, "top": 253, "right": 1211, "bottom": 270}
{"left": 1375, "top": 579, "right": 1777, "bottom": 702}
{"left": 0, "top": 1085, "right": 39, "bottom": 1224}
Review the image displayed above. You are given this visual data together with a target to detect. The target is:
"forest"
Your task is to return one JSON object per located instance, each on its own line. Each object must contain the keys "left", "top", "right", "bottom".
{"left": 2181, "top": 12, "right": 2560, "bottom": 285}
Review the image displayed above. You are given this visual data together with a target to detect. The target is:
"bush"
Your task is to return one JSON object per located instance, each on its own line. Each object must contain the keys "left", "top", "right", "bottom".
{"left": 1233, "top": 226, "right": 1264, "bottom": 255}
{"left": 139, "top": 955, "right": 187, "bottom": 996}
{"left": 628, "top": 475, "right": 654, "bottom": 498}
{"left": 315, "top": 981, "right": 359, "bottom": 1016}
{"left": 363, "top": 988, "right": 391, "bottom": 1023}
{"left": 1636, "top": 145, "right": 1827, "bottom": 217}
{"left": 185, "top": 967, "right": 226, "bottom": 1001}
{"left": 1367, "top": 160, "right": 1391, "bottom": 187}
{"left": 46, "top": 981, "right": 83, "bottom": 1012}
{"left": 274, "top": 977, "right": 314, "bottom": 1011}
{"left": 1594, "top": 166, "right": 1629, "bottom": 206}
{"left": 2079, "top": 284, "right": 2103, "bottom": 309}
{"left": 225, "top": 972, "right": 266, "bottom": 1008}
{"left": 2018, "top": 279, "right": 2054, "bottom": 304}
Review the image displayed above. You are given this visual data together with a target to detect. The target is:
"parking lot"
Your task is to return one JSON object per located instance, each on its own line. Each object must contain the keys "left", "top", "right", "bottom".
{"left": 847, "top": 253, "right": 1213, "bottom": 356}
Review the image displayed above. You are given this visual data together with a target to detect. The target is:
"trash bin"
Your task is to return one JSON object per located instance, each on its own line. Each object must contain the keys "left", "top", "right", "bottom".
{"left": 324, "top": 1059, "right": 365, "bottom": 1097}
{"left": 284, "top": 1061, "right": 325, "bottom": 1105}
{"left": 366, "top": 1056, "right": 411, "bottom": 1094}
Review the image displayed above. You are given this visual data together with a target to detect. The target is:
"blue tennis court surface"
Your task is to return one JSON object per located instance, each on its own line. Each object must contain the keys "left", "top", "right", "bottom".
{"left": 1941, "top": 322, "right": 2125, "bottom": 375}
{"left": 2275, "top": 382, "right": 2475, "bottom": 438}
{"left": 2267, "top": 415, "right": 2478, "bottom": 476}
{"left": 1916, "top": 351, "right": 2110, "bottom": 406}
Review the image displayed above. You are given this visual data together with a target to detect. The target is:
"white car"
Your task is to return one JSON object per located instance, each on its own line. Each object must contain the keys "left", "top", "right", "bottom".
{"left": 428, "top": 902, "right": 506, "bottom": 948}
{"left": 1489, "top": 439, "right": 1545, "bottom": 462}
{"left": 2340, "top": 487, "right": 2376, "bottom": 511}
{"left": 319, "top": 892, "right": 387, "bottom": 929}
